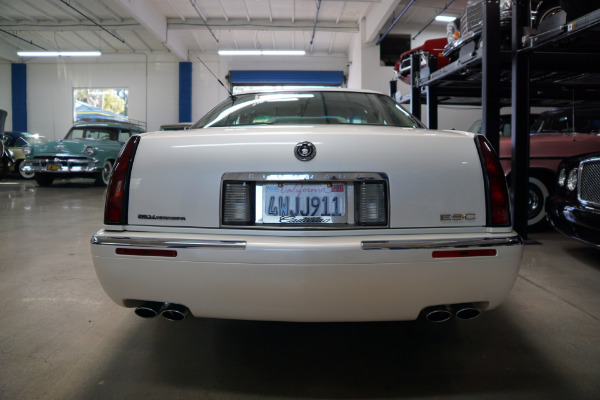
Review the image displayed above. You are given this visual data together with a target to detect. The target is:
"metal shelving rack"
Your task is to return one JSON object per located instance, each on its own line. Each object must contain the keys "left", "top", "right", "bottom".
{"left": 406, "top": 1, "right": 600, "bottom": 239}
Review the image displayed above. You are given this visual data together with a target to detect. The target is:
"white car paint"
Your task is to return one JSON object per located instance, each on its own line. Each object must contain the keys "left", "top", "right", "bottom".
{"left": 91, "top": 89, "right": 523, "bottom": 322}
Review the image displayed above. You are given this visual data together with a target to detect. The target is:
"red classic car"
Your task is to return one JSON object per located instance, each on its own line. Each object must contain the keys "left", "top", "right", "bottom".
{"left": 394, "top": 38, "right": 449, "bottom": 84}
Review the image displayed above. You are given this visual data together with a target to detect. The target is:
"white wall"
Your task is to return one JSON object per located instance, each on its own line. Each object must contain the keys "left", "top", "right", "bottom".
{"left": 1, "top": 54, "right": 179, "bottom": 139}
{"left": 2, "top": 53, "right": 348, "bottom": 139}
{"left": 0, "top": 62, "right": 11, "bottom": 130}
{"left": 0, "top": 20, "right": 484, "bottom": 137}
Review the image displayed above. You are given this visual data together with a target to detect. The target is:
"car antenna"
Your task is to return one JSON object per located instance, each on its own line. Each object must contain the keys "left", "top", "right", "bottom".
{"left": 196, "top": 57, "right": 235, "bottom": 99}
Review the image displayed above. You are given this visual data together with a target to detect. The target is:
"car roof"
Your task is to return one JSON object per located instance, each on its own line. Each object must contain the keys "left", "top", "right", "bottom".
{"left": 235, "top": 87, "right": 385, "bottom": 96}
{"left": 70, "top": 122, "right": 145, "bottom": 131}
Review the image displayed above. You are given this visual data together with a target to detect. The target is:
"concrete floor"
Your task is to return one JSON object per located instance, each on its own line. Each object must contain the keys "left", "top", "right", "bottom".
{"left": 1, "top": 178, "right": 599, "bottom": 400}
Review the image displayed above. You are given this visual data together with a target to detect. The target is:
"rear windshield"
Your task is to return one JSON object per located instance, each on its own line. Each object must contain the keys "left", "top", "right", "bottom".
{"left": 192, "top": 91, "right": 423, "bottom": 129}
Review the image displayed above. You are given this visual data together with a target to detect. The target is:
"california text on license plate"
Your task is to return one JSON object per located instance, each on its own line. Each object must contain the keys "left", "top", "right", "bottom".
{"left": 263, "top": 183, "right": 347, "bottom": 224}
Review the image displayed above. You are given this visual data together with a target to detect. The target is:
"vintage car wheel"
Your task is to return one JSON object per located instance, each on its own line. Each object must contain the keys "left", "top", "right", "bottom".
{"left": 96, "top": 160, "right": 113, "bottom": 186}
{"left": 17, "top": 160, "right": 34, "bottom": 179}
{"left": 34, "top": 173, "right": 54, "bottom": 187}
{"left": 535, "top": 2, "right": 563, "bottom": 27}
{"left": 527, "top": 176, "right": 550, "bottom": 227}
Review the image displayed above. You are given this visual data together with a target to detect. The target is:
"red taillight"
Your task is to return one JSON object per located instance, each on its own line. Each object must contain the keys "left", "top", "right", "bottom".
{"left": 476, "top": 135, "right": 511, "bottom": 227}
{"left": 104, "top": 136, "right": 141, "bottom": 225}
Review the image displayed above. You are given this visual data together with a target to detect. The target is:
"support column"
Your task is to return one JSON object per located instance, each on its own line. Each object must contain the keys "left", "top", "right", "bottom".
{"left": 11, "top": 63, "right": 27, "bottom": 131}
{"left": 179, "top": 62, "right": 192, "bottom": 123}
{"left": 481, "top": 0, "right": 501, "bottom": 152}
{"left": 410, "top": 52, "right": 421, "bottom": 120}
{"left": 426, "top": 85, "right": 438, "bottom": 129}
{"left": 511, "top": 0, "right": 531, "bottom": 239}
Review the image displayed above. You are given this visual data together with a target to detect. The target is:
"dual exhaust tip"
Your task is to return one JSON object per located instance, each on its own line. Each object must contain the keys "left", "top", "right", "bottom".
{"left": 135, "top": 301, "right": 480, "bottom": 323}
{"left": 134, "top": 301, "right": 189, "bottom": 321}
{"left": 423, "top": 303, "right": 482, "bottom": 323}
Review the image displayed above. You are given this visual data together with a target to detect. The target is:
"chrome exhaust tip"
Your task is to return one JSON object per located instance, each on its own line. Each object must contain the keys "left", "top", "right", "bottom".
{"left": 424, "top": 306, "right": 453, "bottom": 323}
{"left": 134, "top": 301, "right": 167, "bottom": 319}
{"left": 161, "top": 303, "right": 189, "bottom": 321}
{"left": 455, "top": 304, "right": 481, "bottom": 320}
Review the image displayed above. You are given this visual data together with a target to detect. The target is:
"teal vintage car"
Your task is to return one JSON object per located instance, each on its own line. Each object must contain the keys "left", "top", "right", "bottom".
{"left": 23, "top": 121, "right": 145, "bottom": 186}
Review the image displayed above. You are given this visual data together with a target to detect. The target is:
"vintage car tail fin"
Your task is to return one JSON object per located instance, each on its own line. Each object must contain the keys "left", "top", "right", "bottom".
{"left": 476, "top": 135, "right": 511, "bottom": 227}
{"left": 104, "top": 135, "right": 141, "bottom": 225}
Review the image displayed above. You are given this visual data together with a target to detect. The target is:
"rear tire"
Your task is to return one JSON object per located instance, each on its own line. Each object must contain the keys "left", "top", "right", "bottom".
{"left": 34, "top": 173, "right": 54, "bottom": 187}
{"left": 527, "top": 176, "right": 550, "bottom": 227}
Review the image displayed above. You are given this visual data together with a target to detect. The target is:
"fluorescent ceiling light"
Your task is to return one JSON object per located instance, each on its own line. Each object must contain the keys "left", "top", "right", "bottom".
{"left": 218, "top": 50, "right": 305, "bottom": 56}
{"left": 17, "top": 51, "right": 102, "bottom": 57}
{"left": 261, "top": 50, "right": 306, "bottom": 56}
{"left": 218, "top": 50, "right": 261, "bottom": 56}
{"left": 435, "top": 15, "right": 457, "bottom": 22}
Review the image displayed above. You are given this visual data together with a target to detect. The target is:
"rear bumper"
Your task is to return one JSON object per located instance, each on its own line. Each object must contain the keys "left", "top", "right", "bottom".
{"left": 546, "top": 196, "right": 600, "bottom": 249}
{"left": 91, "top": 229, "right": 523, "bottom": 322}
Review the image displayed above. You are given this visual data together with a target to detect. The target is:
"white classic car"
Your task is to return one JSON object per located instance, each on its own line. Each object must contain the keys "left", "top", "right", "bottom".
{"left": 91, "top": 89, "right": 523, "bottom": 323}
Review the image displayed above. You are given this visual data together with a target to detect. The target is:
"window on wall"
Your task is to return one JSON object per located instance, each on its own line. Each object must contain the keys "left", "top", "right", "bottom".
{"left": 379, "top": 34, "right": 411, "bottom": 67}
{"left": 73, "top": 88, "right": 129, "bottom": 123}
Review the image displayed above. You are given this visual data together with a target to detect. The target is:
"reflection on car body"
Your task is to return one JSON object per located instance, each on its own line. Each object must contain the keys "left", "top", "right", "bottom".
{"left": 91, "top": 89, "right": 523, "bottom": 324}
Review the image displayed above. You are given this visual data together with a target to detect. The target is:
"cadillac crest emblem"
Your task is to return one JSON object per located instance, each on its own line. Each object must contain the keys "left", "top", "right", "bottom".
{"left": 295, "top": 141, "right": 316, "bottom": 161}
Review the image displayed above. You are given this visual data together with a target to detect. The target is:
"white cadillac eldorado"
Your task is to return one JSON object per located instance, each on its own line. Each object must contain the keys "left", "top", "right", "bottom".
{"left": 91, "top": 89, "right": 523, "bottom": 323}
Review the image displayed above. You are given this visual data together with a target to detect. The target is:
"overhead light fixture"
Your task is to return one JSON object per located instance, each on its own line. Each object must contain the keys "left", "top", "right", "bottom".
{"left": 17, "top": 51, "right": 102, "bottom": 57}
{"left": 218, "top": 50, "right": 305, "bottom": 56}
{"left": 435, "top": 15, "right": 457, "bottom": 22}
{"left": 261, "top": 50, "right": 306, "bottom": 56}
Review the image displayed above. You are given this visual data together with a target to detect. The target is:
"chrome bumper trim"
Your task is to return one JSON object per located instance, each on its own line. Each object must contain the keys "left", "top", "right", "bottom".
{"left": 91, "top": 236, "right": 247, "bottom": 250}
{"left": 24, "top": 165, "right": 100, "bottom": 173}
{"left": 361, "top": 236, "right": 523, "bottom": 250}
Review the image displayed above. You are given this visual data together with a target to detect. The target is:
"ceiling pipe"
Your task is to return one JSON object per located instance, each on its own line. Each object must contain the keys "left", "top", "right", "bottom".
{"left": 310, "top": 0, "right": 322, "bottom": 45}
{"left": 59, "top": 0, "right": 125, "bottom": 44}
{"left": 0, "top": 28, "right": 47, "bottom": 50}
{"left": 376, "top": 0, "right": 417, "bottom": 46}
{"left": 189, "top": 0, "right": 219, "bottom": 44}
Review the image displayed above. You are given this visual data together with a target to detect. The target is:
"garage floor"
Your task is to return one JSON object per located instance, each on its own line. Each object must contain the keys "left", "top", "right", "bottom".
{"left": 1, "top": 178, "right": 599, "bottom": 400}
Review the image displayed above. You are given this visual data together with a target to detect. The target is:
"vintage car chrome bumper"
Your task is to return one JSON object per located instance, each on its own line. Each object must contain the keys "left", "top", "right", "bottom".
{"left": 546, "top": 196, "right": 600, "bottom": 249}
{"left": 91, "top": 229, "right": 523, "bottom": 322}
{"left": 23, "top": 155, "right": 100, "bottom": 174}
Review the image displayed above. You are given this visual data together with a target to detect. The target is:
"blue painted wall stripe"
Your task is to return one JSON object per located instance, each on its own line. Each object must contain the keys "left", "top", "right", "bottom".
{"left": 179, "top": 62, "right": 192, "bottom": 123}
{"left": 11, "top": 63, "right": 27, "bottom": 131}
{"left": 230, "top": 70, "right": 344, "bottom": 85}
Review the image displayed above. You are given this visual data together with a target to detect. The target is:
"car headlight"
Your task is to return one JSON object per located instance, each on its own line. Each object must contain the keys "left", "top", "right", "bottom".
{"left": 566, "top": 169, "right": 578, "bottom": 192}
{"left": 84, "top": 146, "right": 95, "bottom": 156}
{"left": 23, "top": 145, "right": 32, "bottom": 156}
{"left": 557, "top": 168, "right": 566, "bottom": 187}
{"left": 500, "top": 0, "right": 513, "bottom": 12}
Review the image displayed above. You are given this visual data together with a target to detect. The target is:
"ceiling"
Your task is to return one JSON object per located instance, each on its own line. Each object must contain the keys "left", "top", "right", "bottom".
{"left": 0, "top": 0, "right": 468, "bottom": 62}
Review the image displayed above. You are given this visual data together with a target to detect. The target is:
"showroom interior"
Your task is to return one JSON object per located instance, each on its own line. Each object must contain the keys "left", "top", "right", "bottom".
{"left": 1, "top": 1, "right": 599, "bottom": 399}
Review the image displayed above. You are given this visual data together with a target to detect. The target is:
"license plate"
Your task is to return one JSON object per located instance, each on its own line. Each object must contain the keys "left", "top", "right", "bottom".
{"left": 46, "top": 164, "right": 61, "bottom": 171}
{"left": 263, "top": 183, "right": 347, "bottom": 224}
